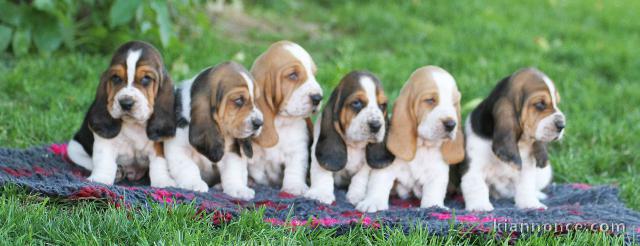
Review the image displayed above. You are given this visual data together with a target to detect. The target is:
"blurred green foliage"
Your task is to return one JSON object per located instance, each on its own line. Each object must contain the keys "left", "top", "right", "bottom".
{"left": 0, "top": 0, "right": 207, "bottom": 56}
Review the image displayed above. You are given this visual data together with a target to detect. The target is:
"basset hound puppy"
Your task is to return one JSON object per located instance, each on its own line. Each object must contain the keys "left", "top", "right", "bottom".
{"left": 461, "top": 68, "right": 566, "bottom": 211}
{"left": 304, "top": 71, "right": 394, "bottom": 205}
{"left": 357, "top": 66, "right": 465, "bottom": 212}
{"left": 67, "top": 41, "right": 177, "bottom": 187}
{"left": 164, "top": 62, "right": 263, "bottom": 200}
{"left": 247, "top": 41, "right": 323, "bottom": 195}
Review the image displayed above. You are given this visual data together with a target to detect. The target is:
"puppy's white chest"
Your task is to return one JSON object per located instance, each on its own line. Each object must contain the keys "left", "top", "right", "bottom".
{"left": 258, "top": 118, "right": 309, "bottom": 163}
{"left": 112, "top": 123, "right": 154, "bottom": 165}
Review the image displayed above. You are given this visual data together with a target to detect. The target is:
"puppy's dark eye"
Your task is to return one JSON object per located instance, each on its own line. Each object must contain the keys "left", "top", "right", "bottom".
{"left": 111, "top": 75, "right": 123, "bottom": 85}
{"left": 351, "top": 100, "right": 363, "bottom": 110}
{"left": 234, "top": 97, "right": 245, "bottom": 107}
{"left": 288, "top": 72, "right": 298, "bottom": 81}
{"left": 424, "top": 98, "right": 436, "bottom": 105}
{"left": 140, "top": 75, "right": 153, "bottom": 87}
{"left": 379, "top": 103, "right": 387, "bottom": 111}
{"left": 535, "top": 101, "right": 546, "bottom": 111}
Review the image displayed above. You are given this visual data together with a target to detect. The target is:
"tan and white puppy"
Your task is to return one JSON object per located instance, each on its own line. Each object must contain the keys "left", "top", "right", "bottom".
{"left": 68, "top": 41, "right": 177, "bottom": 187}
{"left": 357, "top": 66, "right": 465, "bottom": 212}
{"left": 304, "top": 71, "right": 394, "bottom": 205}
{"left": 164, "top": 62, "right": 263, "bottom": 199}
{"left": 248, "top": 41, "right": 323, "bottom": 195}
{"left": 461, "top": 68, "right": 566, "bottom": 211}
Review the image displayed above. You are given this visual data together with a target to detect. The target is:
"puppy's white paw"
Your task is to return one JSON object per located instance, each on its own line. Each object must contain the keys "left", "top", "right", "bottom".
{"left": 224, "top": 186, "right": 255, "bottom": 200}
{"left": 177, "top": 178, "right": 209, "bottom": 192}
{"left": 356, "top": 198, "right": 388, "bottom": 213}
{"left": 151, "top": 178, "right": 178, "bottom": 188}
{"left": 304, "top": 189, "right": 335, "bottom": 204}
{"left": 281, "top": 183, "right": 309, "bottom": 196}
{"left": 465, "top": 202, "right": 495, "bottom": 212}
{"left": 346, "top": 190, "right": 366, "bottom": 205}
{"left": 88, "top": 174, "right": 114, "bottom": 185}
{"left": 516, "top": 199, "right": 547, "bottom": 210}
{"left": 537, "top": 191, "right": 548, "bottom": 200}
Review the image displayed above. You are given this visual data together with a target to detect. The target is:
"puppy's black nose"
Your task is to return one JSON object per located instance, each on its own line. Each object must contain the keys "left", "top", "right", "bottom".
{"left": 555, "top": 121, "right": 565, "bottom": 132}
{"left": 368, "top": 120, "right": 382, "bottom": 133}
{"left": 443, "top": 119, "right": 457, "bottom": 132}
{"left": 310, "top": 94, "right": 323, "bottom": 106}
{"left": 252, "top": 118, "right": 263, "bottom": 130}
{"left": 119, "top": 98, "right": 135, "bottom": 111}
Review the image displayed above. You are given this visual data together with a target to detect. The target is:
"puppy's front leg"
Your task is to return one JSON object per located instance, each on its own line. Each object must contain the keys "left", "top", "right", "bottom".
{"left": 88, "top": 137, "right": 118, "bottom": 185}
{"left": 149, "top": 156, "right": 177, "bottom": 188}
{"left": 420, "top": 162, "right": 449, "bottom": 209}
{"left": 218, "top": 152, "right": 254, "bottom": 200}
{"left": 515, "top": 162, "right": 547, "bottom": 209}
{"left": 461, "top": 164, "right": 494, "bottom": 211}
{"left": 165, "top": 139, "right": 209, "bottom": 192}
{"left": 346, "top": 165, "right": 371, "bottom": 205}
{"left": 356, "top": 167, "right": 396, "bottom": 212}
{"left": 305, "top": 159, "right": 335, "bottom": 204}
{"left": 281, "top": 149, "right": 309, "bottom": 196}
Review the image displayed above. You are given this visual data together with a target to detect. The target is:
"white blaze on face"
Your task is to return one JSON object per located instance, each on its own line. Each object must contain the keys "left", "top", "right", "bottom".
{"left": 126, "top": 49, "right": 142, "bottom": 86}
{"left": 240, "top": 71, "right": 255, "bottom": 100}
{"left": 536, "top": 75, "right": 565, "bottom": 141}
{"left": 418, "top": 69, "right": 458, "bottom": 141}
{"left": 280, "top": 43, "right": 323, "bottom": 116}
{"left": 239, "top": 70, "right": 263, "bottom": 137}
{"left": 542, "top": 75, "right": 559, "bottom": 111}
{"left": 345, "top": 75, "right": 385, "bottom": 143}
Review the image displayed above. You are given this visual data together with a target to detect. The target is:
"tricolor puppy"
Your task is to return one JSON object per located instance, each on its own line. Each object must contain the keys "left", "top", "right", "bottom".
{"left": 68, "top": 41, "right": 177, "bottom": 187}
{"left": 356, "top": 66, "right": 465, "bottom": 212}
{"left": 304, "top": 71, "right": 394, "bottom": 205}
{"left": 164, "top": 62, "right": 263, "bottom": 200}
{"left": 247, "top": 41, "right": 323, "bottom": 195}
{"left": 461, "top": 68, "right": 565, "bottom": 211}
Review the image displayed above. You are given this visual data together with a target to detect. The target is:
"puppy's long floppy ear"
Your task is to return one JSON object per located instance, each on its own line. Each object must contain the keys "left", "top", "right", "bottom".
{"left": 366, "top": 115, "right": 395, "bottom": 168}
{"left": 315, "top": 86, "right": 348, "bottom": 172}
{"left": 532, "top": 141, "right": 548, "bottom": 168}
{"left": 147, "top": 66, "right": 177, "bottom": 141}
{"left": 387, "top": 84, "right": 418, "bottom": 161}
{"left": 88, "top": 72, "right": 122, "bottom": 138}
{"left": 441, "top": 97, "right": 465, "bottom": 164}
{"left": 251, "top": 61, "right": 280, "bottom": 147}
{"left": 491, "top": 76, "right": 523, "bottom": 166}
{"left": 189, "top": 69, "right": 225, "bottom": 162}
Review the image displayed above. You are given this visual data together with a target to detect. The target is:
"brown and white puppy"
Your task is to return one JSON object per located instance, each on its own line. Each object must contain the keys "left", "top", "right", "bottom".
{"left": 67, "top": 41, "right": 176, "bottom": 187}
{"left": 247, "top": 41, "right": 323, "bottom": 195}
{"left": 461, "top": 68, "right": 566, "bottom": 211}
{"left": 304, "top": 71, "right": 394, "bottom": 205}
{"left": 357, "top": 66, "right": 465, "bottom": 212}
{"left": 164, "top": 62, "right": 263, "bottom": 199}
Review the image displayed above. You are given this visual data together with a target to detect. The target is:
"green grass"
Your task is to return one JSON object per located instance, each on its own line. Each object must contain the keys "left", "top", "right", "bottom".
{"left": 0, "top": 0, "right": 639, "bottom": 244}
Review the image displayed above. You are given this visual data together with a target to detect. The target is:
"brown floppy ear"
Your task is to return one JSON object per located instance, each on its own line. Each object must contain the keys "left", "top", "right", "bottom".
{"left": 366, "top": 114, "right": 395, "bottom": 168}
{"left": 532, "top": 141, "right": 548, "bottom": 168}
{"left": 252, "top": 66, "right": 280, "bottom": 147}
{"left": 315, "top": 87, "right": 348, "bottom": 172}
{"left": 492, "top": 96, "right": 523, "bottom": 166}
{"left": 387, "top": 86, "right": 418, "bottom": 161}
{"left": 189, "top": 70, "right": 225, "bottom": 162}
{"left": 441, "top": 99, "right": 465, "bottom": 164}
{"left": 147, "top": 67, "right": 177, "bottom": 141}
{"left": 88, "top": 72, "right": 122, "bottom": 138}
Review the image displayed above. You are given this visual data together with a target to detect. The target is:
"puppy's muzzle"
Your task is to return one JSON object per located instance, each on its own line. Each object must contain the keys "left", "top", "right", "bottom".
{"left": 368, "top": 120, "right": 382, "bottom": 134}
{"left": 443, "top": 119, "right": 457, "bottom": 132}
{"left": 119, "top": 97, "right": 135, "bottom": 111}
{"left": 252, "top": 118, "right": 264, "bottom": 131}
{"left": 310, "top": 94, "right": 323, "bottom": 106}
{"left": 554, "top": 120, "right": 565, "bottom": 133}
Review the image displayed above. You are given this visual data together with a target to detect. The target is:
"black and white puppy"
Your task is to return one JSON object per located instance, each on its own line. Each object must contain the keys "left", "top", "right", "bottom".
{"left": 461, "top": 68, "right": 566, "bottom": 211}
{"left": 68, "top": 41, "right": 176, "bottom": 187}
{"left": 164, "top": 62, "right": 263, "bottom": 200}
{"left": 304, "top": 71, "right": 394, "bottom": 205}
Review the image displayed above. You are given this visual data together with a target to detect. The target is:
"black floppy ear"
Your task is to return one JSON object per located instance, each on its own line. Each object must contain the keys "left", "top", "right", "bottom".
{"left": 532, "top": 141, "right": 548, "bottom": 168}
{"left": 491, "top": 77, "right": 523, "bottom": 167}
{"left": 88, "top": 72, "right": 122, "bottom": 138}
{"left": 189, "top": 71, "right": 225, "bottom": 162}
{"left": 232, "top": 138, "right": 254, "bottom": 158}
{"left": 315, "top": 88, "right": 348, "bottom": 172}
{"left": 147, "top": 67, "right": 177, "bottom": 141}
{"left": 366, "top": 116, "right": 395, "bottom": 168}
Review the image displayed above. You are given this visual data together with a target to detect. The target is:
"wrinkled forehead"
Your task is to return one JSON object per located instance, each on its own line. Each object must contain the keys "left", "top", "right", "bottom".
{"left": 408, "top": 68, "right": 459, "bottom": 102}
{"left": 214, "top": 64, "right": 255, "bottom": 97}
{"left": 340, "top": 72, "right": 385, "bottom": 103}
{"left": 265, "top": 42, "right": 316, "bottom": 71}
{"left": 512, "top": 70, "right": 561, "bottom": 106}
{"left": 110, "top": 44, "right": 163, "bottom": 69}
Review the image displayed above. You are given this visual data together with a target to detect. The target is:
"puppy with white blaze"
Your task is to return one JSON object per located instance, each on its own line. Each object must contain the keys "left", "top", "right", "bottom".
{"left": 461, "top": 68, "right": 566, "bottom": 211}
{"left": 304, "top": 71, "right": 394, "bottom": 205}
{"left": 356, "top": 66, "right": 465, "bottom": 212}
{"left": 68, "top": 41, "right": 177, "bottom": 187}
{"left": 163, "top": 62, "right": 263, "bottom": 199}
{"left": 248, "top": 41, "right": 323, "bottom": 196}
